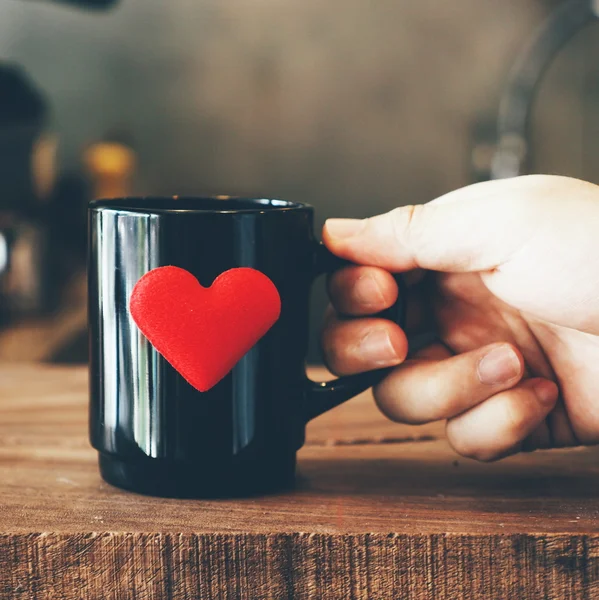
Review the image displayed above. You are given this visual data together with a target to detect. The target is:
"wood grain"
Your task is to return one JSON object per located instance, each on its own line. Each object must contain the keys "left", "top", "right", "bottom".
{"left": 1, "top": 365, "right": 599, "bottom": 599}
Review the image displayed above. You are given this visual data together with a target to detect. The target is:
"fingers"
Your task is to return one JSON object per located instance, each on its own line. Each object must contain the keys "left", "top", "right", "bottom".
{"left": 321, "top": 311, "right": 408, "bottom": 375}
{"left": 328, "top": 266, "right": 398, "bottom": 316}
{"left": 373, "top": 343, "right": 524, "bottom": 425}
{"left": 322, "top": 175, "right": 587, "bottom": 273}
{"left": 327, "top": 266, "right": 430, "bottom": 333}
{"left": 446, "top": 378, "right": 559, "bottom": 462}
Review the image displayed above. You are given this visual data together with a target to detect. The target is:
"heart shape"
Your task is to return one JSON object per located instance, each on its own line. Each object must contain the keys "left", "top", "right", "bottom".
{"left": 129, "top": 266, "right": 281, "bottom": 392}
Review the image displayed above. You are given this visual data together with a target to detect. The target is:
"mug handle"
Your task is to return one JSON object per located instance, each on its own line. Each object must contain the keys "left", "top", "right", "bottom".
{"left": 304, "top": 242, "right": 408, "bottom": 422}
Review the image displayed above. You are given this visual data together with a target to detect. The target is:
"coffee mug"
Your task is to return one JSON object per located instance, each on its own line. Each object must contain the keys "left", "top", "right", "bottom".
{"left": 88, "top": 197, "right": 406, "bottom": 497}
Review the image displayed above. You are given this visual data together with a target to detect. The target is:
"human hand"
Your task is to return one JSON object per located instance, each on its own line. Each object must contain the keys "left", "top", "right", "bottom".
{"left": 322, "top": 175, "right": 599, "bottom": 461}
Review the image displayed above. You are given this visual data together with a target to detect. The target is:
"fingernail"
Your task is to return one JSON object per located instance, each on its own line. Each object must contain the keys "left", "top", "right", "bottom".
{"left": 532, "top": 379, "right": 558, "bottom": 406}
{"left": 355, "top": 273, "right": 386, "bottom": 308}
{"left": 325, "top": 218, "right": 365, "bottom": 239}
{"left": 478, "top": 345, "right": 520, "bottom": 386}
{"left": 359, "top": 329, "right": 400, "bottom": 366}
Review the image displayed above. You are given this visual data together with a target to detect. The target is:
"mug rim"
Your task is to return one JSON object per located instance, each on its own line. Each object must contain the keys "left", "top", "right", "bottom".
{"left": 89, "top": 196, "right": 313, "bottom": 214}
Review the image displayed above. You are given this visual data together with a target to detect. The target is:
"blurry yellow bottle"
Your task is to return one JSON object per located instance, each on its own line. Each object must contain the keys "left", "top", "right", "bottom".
{"left": 84, "top": 142, "right": 136, "bottom": 200}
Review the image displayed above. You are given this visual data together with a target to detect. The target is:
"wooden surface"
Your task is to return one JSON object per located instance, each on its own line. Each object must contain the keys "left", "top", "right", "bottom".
{"left": 1, "top": 366, "right": 599, "bottom": 599}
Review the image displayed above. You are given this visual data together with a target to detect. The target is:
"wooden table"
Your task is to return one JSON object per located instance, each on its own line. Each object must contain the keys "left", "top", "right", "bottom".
{"left": 1, "top": 365, "right": 598, "bottom": 599}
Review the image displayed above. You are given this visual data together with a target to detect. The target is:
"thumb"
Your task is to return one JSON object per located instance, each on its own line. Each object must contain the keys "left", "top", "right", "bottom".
{"left": 323, "top": 175, "right": 585, "bottom": 273}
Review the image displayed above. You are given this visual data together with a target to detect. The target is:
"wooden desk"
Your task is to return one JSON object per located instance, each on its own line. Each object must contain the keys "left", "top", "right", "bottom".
{"left": 1, "top": 365, "right": 598, "bottom": 599}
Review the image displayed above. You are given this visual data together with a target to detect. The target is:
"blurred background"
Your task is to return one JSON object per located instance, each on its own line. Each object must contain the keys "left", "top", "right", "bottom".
{"left": 0, "top": 0, "right": 598, "bottom": 364}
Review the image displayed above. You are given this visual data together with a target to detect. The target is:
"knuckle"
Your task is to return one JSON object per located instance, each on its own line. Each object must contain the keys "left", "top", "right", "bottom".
{"left": 328, "top": 268, "right": 366, "bottom": 313}
{"left": 353, "top": 274, "right": 387, "bottom": 311}
{"left": 459, "top": 444, "right": 500, "bottom": 463}
{"left": 446, "top": 427, "right": 499, "bottom": 463}
{"left": 320, "top": 327, "right": 337, "bottom": 365}
{"left": 320, "top": 333, "right": 335, "bottom": 358}
{"left": 386, "top": 204, "right": 430, "bottom": 269}
{"left": 389, "top": 204, "right": 424, "bottom": 245}
{"left": 321, "top": 347, "right": 343, "bottom": 376}
{"left": 320, "top": 304, "right": 337, "bottom": 329}
{"left": 503, "top": 397, "right": 530, "bottom": 442}
{"left": 472, "top": 449, "right": 503, "bottom": 463}
{"left": 373, "top": 387, "right": 411, "bottom": 424}
{"left": 372, "top": 378, "right": 400, "bottom": 418}
{"left": 373, "top": 379, "right": 429, "bottom": 426}
{"left": 320, "top": 327, "right": 350, "bottom": 375}
{"left": 448, "top": 435, "right": 476, "bottom": 460}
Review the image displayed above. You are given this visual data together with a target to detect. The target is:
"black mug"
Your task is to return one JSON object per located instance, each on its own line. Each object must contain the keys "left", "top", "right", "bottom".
{"left": 88, "top": 197, "right": 405, "bottom": 498}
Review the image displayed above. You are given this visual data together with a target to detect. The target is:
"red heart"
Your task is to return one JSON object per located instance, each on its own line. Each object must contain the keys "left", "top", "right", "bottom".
{"left": 129, "top": 266, "right": 281, "bottom": 392}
